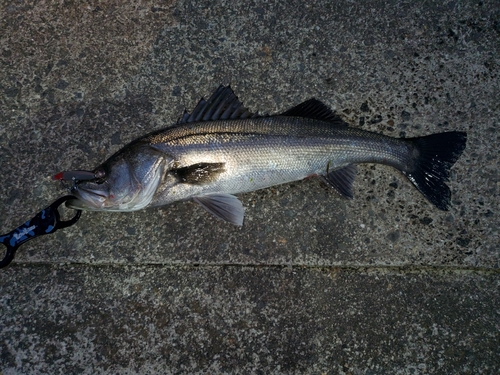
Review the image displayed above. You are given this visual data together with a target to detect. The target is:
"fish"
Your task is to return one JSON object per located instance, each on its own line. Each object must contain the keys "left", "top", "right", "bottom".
{"left": 58, "top": 85, "right": 467, "bottom": 225}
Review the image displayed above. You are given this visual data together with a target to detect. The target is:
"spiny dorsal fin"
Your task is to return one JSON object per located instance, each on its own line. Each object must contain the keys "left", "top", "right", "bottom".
{"left": 178, "top": 85, "right": 257, "bottom": 124}
{"left": 281, "top": 98, "right": 347, "bottom": 125}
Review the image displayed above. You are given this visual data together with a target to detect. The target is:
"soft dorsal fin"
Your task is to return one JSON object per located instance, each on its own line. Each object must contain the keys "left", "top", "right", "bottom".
{"left": 178, "top": 85, "right": 258, "bottom": 124}
{"left": 281, "top": 98, "right": 346, "bottom": 125}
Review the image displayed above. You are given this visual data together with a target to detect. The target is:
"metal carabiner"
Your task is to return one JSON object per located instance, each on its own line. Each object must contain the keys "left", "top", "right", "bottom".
{"left": 0, "top": 195, "right": 82, "bottom": 268}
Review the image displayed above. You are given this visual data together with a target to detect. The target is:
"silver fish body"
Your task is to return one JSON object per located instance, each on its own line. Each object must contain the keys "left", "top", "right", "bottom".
{"left": 64, "top": 86, "right": 467, "bottom": 225}
{"left": 146, "top": 117, "right": 411, "bottom": 204}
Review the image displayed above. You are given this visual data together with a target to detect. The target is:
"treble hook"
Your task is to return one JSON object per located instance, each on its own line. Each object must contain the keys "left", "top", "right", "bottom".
{"left": 0, "top": 195, "right": 82, "bottom": 268}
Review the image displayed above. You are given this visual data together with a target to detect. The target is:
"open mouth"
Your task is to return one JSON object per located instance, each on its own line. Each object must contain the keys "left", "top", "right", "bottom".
{"left": 66, "top": 186, "right": 108, "bottom": 210}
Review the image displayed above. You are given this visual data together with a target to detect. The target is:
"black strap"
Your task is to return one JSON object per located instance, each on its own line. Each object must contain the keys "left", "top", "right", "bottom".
{"left": 0, "top": 196, "right": 82, "bottom": 268}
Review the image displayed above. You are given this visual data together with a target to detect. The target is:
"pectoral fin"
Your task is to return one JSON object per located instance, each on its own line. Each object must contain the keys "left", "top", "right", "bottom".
{"left": 320, "top": 164, "right": 358, "bottom": 199}
{"left": 174, "top": 163, "right": 225, "bottom": 184}
{"left": 193, "top": 193, "right": 245, "bottom": 226}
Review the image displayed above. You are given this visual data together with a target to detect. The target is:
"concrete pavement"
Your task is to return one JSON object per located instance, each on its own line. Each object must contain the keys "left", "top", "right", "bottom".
{"left": 1, "top": 0, "right": 498, "bottom": 373}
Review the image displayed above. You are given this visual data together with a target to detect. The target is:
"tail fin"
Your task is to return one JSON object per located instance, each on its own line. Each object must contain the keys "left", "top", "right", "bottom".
{"left": 403, "top": 131, "right": 467, "bottom": 210}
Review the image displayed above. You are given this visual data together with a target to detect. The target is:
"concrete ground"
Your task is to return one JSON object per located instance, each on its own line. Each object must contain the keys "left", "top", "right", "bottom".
{"left": 0, "top": 0, "right": 498, "bottom": 374}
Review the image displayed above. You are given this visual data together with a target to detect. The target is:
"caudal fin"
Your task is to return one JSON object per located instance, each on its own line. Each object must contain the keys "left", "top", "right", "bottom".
{"left": 403, "top": 131, "right": 467, "bottom": 210}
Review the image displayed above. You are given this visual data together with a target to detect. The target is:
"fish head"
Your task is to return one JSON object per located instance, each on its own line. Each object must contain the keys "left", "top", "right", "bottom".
{"left": 66, "top": 144, "right": 166, "bottom": 211}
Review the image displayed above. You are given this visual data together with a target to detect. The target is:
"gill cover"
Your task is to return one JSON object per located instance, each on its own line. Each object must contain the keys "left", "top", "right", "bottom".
{"left": 67, "top": 143, "right": 167, "bottom": 211}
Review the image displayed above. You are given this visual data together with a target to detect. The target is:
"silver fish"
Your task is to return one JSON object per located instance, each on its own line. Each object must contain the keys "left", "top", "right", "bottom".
{"left": 59, "top": 85, "right": 467, "bottom": 225}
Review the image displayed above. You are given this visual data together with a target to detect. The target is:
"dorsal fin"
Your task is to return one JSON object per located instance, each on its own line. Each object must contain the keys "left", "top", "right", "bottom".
{"left": 178, "top": 85, "right": 258, "bottom": 124}
{"left": 281, "top": 98, "right": 346, "bottom": 125}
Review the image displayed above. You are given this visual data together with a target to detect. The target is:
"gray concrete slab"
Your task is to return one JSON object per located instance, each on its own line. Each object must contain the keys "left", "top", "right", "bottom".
{"left": 1, "top": 0, "right": 499, "bottom": 373}
{"left": 1, "top": 266, "right": 498, "bottom": 374}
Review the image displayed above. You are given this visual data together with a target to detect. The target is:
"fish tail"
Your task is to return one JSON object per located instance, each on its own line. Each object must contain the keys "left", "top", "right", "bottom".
{"left": 403, "top": 131, "right": 467, "bottom": 210}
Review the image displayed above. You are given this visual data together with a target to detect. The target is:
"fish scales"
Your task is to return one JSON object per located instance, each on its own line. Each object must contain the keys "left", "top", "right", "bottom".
{"left": 144, "top": 116, "right": 413, "bottom": 205}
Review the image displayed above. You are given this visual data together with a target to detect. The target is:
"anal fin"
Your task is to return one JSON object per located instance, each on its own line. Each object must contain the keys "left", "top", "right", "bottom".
{"left": 320, "top": 164, "right": 358, "bottom": 199}
{"left": 194, "top": 193, "right": 245, "bottom": 226}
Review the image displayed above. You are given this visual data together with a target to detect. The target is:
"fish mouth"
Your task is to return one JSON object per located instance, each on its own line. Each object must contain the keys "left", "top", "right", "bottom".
{"left": 66, "top": 186, "right": 109, "bottom": 211}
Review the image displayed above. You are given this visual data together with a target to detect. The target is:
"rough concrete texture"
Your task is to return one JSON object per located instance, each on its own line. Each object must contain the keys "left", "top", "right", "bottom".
{"left": 1, "top": 266, "right": 498, "bottom": 374}
{"left": 0, "top": 0, "right": 498, "bottom": 374}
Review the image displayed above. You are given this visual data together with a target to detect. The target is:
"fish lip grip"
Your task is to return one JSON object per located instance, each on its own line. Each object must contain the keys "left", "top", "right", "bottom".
{"left": 0, "top": 196, "right": 82, "bottom": 268}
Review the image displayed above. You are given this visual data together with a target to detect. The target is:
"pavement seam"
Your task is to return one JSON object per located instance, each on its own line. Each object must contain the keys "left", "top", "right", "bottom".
{"left": 4, "top": 262, "right": 499, "bottom": 276}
